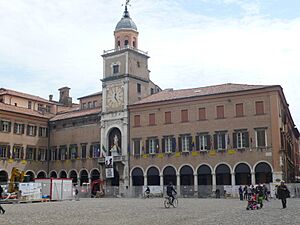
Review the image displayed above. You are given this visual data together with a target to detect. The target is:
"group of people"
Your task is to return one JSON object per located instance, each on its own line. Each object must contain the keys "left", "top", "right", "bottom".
{"left": 239, "top": 181, "right": 290, "bottom": 209}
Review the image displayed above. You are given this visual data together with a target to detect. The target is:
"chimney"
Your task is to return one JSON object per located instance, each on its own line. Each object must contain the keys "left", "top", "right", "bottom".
{"left": 58, "top": 87, "right": 72, "bottom": 106}
{"left": 49, "top": 94, "right": 53, "bottom": 101}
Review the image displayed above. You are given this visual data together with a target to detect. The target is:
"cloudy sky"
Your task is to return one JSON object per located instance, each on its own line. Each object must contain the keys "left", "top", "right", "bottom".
{"left": 0, "top": 0, "right": 299, "bottom": 127}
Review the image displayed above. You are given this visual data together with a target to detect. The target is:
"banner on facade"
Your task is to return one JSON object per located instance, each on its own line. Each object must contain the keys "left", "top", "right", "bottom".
{"left": 105, "top": 156, "right": 114, "bottom": 178}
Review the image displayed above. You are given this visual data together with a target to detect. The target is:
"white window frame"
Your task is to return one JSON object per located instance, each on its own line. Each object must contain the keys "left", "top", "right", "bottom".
{"left": 51, "top": 149, "right": 56, "bottom": 161}
{"left": 255, "top": 129, "right": 267, "bottom": 148}
{"left": 2, "top": 121, "right": 10, "bottom": 132}
{"left": 237, "top": 132, "right": 246, "bottom": 149}
{"left": 182, "top": 136, "right": 189, "bottom": 152}
{"left": 0, "top": 145, "right": 8, "bottom": 158}
{"left": 165, "top": 137, "right": 172, "bottom": 153}
{"left": 13, "top": 146, "right": 21, "bottom": 159}
{"left": 92, "top": 145, "right": 100, "bottom": 158}
{"left": 40, "top": 127, "right": 47, "bottom": 137}
{"left": 16, "top": 123, "right": 22, "bottom": 134}
{"left": 133, "top": 140, "right": 141, "bottom": 156}
{"left": 149, "top": 139, "right": 156, "bottom": 154}
{"left": 199, "top": 135, "right": 208, "bottom": 151}
{"left": 216, "top": 133, "right": 227, "bottom": 150}
{"left": 26, "top": 147, "right": 34, "bottom": 160}
{"left": 70, "top": 145, "right": 77, "bottom": 159}
{"left": 28, "top": 125, "right": 34, "bottom": 136}
{"left": 39, "top": 149, "right": 46, "bottom": 161}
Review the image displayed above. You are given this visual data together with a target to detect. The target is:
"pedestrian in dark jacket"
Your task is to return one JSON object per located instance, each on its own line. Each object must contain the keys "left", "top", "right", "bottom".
{"left": 277, "top": 180, "right": 290, "bottom": 209}
{"left": 0, "top": 185, "right": 5, "bottom": 214}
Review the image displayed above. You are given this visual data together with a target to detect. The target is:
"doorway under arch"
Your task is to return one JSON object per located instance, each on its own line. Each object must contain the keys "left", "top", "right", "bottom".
{"left": 147, "top": 167, "right": 160, "bottom": 186}
{"left": 37, "top": 171, "right": 47, "bottom": 179}
{"left": 80, "top": 170, "right": 89, "bottom": 186}
{"left": 163, "top": 166, "right": 176, "bottom": 186}
{"left": 216, "top": 164, "right": 231, "bottom": 185}
{"left": 132, "top": 168, "right": 144, "bottom": 186}
{"left": 69, "top": 170, "right": 78, "bottom": 184}
{"left": 255, "top": 162, "right": 273, "bottom": 184}
{"left": 235, "top": 163, "right": 251, "bottom": 185}
{"left": 50, "top": 171, "right": 57, "bottom": 178}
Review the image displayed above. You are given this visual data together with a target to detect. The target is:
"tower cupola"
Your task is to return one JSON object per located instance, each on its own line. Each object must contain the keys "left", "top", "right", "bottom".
{"left": 114, "top": 2, "right": 139, "bottom": 50}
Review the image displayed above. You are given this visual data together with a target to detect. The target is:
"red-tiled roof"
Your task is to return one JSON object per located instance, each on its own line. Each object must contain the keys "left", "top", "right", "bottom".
{"left": 50, "top": 107, "right": 101, "bottom": 121}
{"left": 0, "top": 103, "right": 54, "bottom": 119}
{"left": 0, "top": 88, "right": 52, "bottom": 104}
{"left": 78, "top": 91, "right": 102, "bottom": 100}
{"left": 133, "top": 83, "right": 275, "bottom": 105}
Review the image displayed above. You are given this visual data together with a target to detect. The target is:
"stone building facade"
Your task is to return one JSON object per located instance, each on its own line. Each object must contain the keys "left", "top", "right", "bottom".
{"left": 0, "top": 5, "right": 299, "bottom": 196}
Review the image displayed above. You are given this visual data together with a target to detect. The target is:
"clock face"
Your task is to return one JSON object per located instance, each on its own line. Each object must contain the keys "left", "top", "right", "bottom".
{"left": 107, "top": 85, "right": 123, "bottom": 109}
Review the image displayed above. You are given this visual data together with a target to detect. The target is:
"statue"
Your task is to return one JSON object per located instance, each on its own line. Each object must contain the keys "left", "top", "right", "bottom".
{"left": 110, "top": 134, "right": 120, "bottom": 156}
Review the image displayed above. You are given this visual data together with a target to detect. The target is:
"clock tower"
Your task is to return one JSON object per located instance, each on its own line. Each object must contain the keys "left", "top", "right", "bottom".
{"left": 100, "top": 4, "right": 155, "bottom": 188}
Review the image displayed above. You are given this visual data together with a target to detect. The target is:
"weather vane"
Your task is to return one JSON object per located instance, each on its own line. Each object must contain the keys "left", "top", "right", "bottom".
{"left": 122, "top": 0, "right": 131, "bottom": 7}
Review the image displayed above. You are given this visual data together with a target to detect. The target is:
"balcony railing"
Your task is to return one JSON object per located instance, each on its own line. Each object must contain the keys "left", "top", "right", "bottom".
{"left": 98, "top": 155, "right": 126, "bottom": 164}
{"left": 103, "top": 46, "right": 148, "bottom": 55}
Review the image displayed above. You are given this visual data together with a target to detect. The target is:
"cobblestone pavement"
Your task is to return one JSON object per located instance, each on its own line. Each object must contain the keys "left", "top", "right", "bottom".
{"left": 0, "top": 198, "right": 299, "bottom": 225}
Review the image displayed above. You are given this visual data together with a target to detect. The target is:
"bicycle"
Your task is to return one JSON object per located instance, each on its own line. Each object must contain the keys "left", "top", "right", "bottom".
{"left": 142, "top": 192, "right": 154, "bottom": 199}
{"left": 164, "top": 195, "right": 178, "bottom": 208}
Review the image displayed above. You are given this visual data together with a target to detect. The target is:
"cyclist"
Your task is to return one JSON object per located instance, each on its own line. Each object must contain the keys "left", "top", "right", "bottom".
{"left": 166, "top": 182, "right": 177, "bottom": 204}
{"left": 145, "top": 186, "right": 150, "bottom": 198}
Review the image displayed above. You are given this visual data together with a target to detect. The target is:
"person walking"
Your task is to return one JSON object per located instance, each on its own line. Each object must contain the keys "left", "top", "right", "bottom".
{"left": 243, "top": 185, "right": 248, "bottom": 200}
{"left": 0, "top": 185, "right": 5, "bottom": 214}
{"left": 239, "top": 186, "right": 243, "bottom": 201}
{"left": 277, "top": 180, "right": 290, "bottom": 209}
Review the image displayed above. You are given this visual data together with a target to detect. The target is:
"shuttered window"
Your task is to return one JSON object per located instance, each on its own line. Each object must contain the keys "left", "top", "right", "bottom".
{"left": 181, "top": 109, "right": 188, "bottom": 122}
{"left": 198, "top": 108, "right": 206, "bottom": 120}
{"left": 149, "top": 113, "right": 155, "bottom": 125}
{"left": 216, "top": 105, "right": 224, "bottom": 119}
{"left": 165, "top": 111, "right": 171, "bottom": 124}
{"left": 255, "top": 101, "right": 264, "bottom": 115}
{"left": 134, "top": 115, "right": 141, "bottom": 127}
{"left": 236, "top": 103, "right": 244, "bottom": 117}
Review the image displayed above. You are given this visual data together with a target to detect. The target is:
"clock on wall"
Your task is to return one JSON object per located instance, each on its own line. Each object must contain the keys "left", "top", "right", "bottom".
{"left": 107, "top": 85, "right": 124, "bottom": 109}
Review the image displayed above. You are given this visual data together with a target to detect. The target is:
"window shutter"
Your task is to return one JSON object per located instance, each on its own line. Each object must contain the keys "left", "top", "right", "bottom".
{"left": 34, "top": 126, "right": 37, "bottom": 136}
{"left": 21, "top": 147, "right": 24, "bottom": 159}
{"left": 222, "top": 134, "right": 226, "bottom": 148}
{"left": 245, "top": 132, "right": 249, "bottom": 147}
{"left": 233, "top": 133, "right": 237, "bottom": 148}
{"left": 162, "top": 139, "right": 165, "bottom": 153}
{"left": 8, "top": 122, "right": 11, "bottom": 132}
{"left": 0, "top": 120, "right": 3, "bottom": 131}
{"left": 33, "top": 148, "right": 36, "bottom": 160}
{"left": 7, "top": 145, "right": 11, "bottom": 158}
{"left": 14, "top": 123, "right": 17, "bottom": 133}
{"left": 189, "top": 136, "right": 193, "bottom": 151}
{"left": 214, "top": 134, "right": 218, "bottom": 149}
{"left": 38, "top": 149, "right": 41, "bottom": 161}
{"left": 39, "top": 127, "right": 42, "bottom": 136}
{"left": 22, "top": 124, "right": 25, "bottom": 134}
{"left": 195, "top": 136, "right": 199, "bottom": 151}
{"left": 172, "top": 138, "right": 176, "bottom": 152}
{"left": 69, "top": 146, "right": 72, "bottom": 159}
{"left": 178, "top": 137, "right": 182, "bottom": 151}
{"left": 26, "top": 125, "right": 29, "bottom": 135}
{"left": 89, "top": 145, "right": 93, "bottom": 158}
{"left": 58, "top": 148, "right": 61, "bottom": 160}
{"left": 145, "top": 140, "right": 149, "bottom": 154}
{"left": 206, "top": 135, "right": 211, "bottom": 150}
{"left": 155, "top": 139, "right": 159, "bottom": 153}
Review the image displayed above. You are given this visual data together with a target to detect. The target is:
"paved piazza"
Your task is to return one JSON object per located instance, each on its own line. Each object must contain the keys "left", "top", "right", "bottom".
{"left": 0, "top": 198, "right": 299, "bottom": 225}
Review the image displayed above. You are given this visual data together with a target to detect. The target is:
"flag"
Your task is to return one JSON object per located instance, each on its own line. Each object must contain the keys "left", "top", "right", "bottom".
{"left": 100, "top": 145, "right": 107, "bottom": 158}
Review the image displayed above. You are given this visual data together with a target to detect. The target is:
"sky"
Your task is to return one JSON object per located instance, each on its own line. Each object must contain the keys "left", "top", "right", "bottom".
{"left": 0, "top": 0, "right": 300, "bottom": 127}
